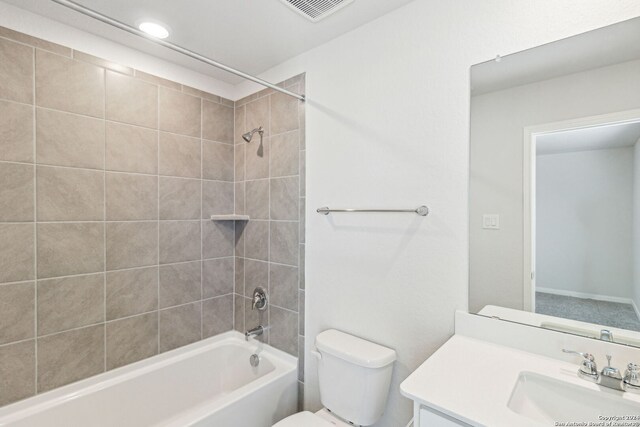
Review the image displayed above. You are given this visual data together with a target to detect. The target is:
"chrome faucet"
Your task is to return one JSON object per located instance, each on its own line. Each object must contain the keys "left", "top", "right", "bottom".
{"left": 562, "top": 349, "right": 598, "bottom": 381}
{"left": 245, "top": 325, "right": 264, "bottom": 341}
{"left": 245, "top": 288, "right": 267, "bottom": 340}
{"left": 625, "top": 363, "right": 640, "bottom": 392}
{"left": 563, "top": 349, "right": 640, "bottom": 393}
{"left": 600, "top": 329, "right": 613, "bottom": 342}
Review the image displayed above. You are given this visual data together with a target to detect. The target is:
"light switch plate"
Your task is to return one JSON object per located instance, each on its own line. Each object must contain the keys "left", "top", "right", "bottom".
{"left": 482, "top": 214, "right": 500, "bottom": 230}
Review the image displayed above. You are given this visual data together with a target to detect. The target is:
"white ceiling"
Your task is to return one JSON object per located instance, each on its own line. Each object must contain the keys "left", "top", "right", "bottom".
{"left": 537, "top": 121, "right": 640, "bottom": 156}
{"left": 2, "top": 0, "right": 416, "bottom": 84}
{"left": 471, "top": 16, "right": 640, "bottom": 95}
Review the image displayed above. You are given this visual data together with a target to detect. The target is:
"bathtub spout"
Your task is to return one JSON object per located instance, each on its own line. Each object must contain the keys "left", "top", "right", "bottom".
{"left": 245, "top": 325, "right": 264, "bottom": 341}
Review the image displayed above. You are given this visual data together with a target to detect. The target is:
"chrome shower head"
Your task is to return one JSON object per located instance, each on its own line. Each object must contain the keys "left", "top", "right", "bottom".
{"left": 242, "top": 127, "right": 264, "bottom": 143}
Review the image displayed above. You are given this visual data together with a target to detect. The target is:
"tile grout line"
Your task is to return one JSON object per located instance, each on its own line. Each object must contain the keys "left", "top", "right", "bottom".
{"left": 296, "top": 81, "right": 304, "bottom": 378}
{"left": 0, "top": 279, "right": 40, "bottom": 287}
{"left": 267, "top": 91, "right": 272, "bottom": 346}
{"left": 302, "top": 76, "right": 306, "bottom": 389}
{"left": 0, "top": 219, "right": 220, "bottom": 225}
{"left": 20, "top": 294, "right": 236, "bottom": 345}
{"left": 103, "top": 62, "right": 108, "bottom": 373}
{"left": 240, "top": 104, "right": 246, "bottom": 331}
{"left": 239, "top": 256, "right": 299, "bottom": 269}
{"left": 241, "top": 105, "right": 247, "bottom": 329}
{"left": 32, "top": 43, "right": 38, "bottom": 396}
{"left": 200, "top": 97, "right": 204, "bottom": 341}
{"left": 0, "top": 336, "right": 38, "bottom": 350}
{"left": 298, "top": 77, "right": 304, "bottom": 395}
{"left": 156, "top": 79, "right": 161, "bottom": 355}
{"left": 243, "top": 104, "right": 247, "bottom": 305}
{"left": 0, "top": 159, "right": 235, "bottom": 183}
{"left": 238, "top": 174, "right": 301, "bottom": 183}
{"left": 232, "top": 99, "right": 236, "bottom": 332}
{"left": 297, "top": 81, "right": 302, "bottom": 362}
{"left": 1, "top": 257, "right": 235, "bottom": 288}
{"left": 0, "top": 218, "right": 298, "bottom": 225}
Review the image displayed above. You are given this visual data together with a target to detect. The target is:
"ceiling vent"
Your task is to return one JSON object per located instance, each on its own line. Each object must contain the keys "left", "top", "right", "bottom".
{"left": 280, "top": 0, "right": 355, "bottom": 22}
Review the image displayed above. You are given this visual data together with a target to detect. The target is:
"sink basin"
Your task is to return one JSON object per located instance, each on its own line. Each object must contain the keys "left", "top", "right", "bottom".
{"left": 508, "top": 372, "right": 640, "bottom": 424}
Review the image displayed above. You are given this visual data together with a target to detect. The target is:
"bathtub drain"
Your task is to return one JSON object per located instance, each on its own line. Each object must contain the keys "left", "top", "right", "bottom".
{"left": 250, "top": 353, "right": 260, "bottom": 367}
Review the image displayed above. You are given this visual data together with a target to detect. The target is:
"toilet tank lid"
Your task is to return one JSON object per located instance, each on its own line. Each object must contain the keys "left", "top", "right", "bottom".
{"left": 315, "top": 329, "right": 396, "bottom": 368}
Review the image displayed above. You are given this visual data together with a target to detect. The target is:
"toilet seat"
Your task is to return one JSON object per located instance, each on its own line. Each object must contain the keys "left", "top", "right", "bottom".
{"left": 273, "top": 409, "right": 353, "bottom": 427}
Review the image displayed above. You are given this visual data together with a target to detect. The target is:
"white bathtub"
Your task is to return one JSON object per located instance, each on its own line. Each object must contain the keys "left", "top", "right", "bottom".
{"left": 0, "top": 331, "right": 298, "bottom": 427}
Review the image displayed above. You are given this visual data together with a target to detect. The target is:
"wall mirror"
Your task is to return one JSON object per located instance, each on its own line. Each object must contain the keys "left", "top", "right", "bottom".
{"left": 469, "top": 17, "right": 640, "bottom": 347}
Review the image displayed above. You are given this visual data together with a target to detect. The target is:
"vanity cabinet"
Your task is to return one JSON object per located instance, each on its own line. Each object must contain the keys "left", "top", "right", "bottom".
{"left": 416, "top": 406, "right": 471, "bottom": 427}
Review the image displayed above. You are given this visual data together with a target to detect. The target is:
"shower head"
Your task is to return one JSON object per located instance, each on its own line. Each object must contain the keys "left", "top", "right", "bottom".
{"left": 242, "top": 127, "right": 264, "bottom": 143}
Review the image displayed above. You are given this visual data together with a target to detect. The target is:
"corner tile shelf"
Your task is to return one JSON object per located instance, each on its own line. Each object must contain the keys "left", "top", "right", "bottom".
{"left": 210, "top": 214, "right": 250, "bottom": 221}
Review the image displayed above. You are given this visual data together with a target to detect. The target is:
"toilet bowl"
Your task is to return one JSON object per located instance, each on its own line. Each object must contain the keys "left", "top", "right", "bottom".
{"left": 274, "top": 329, "right": 396, "bottom": 427}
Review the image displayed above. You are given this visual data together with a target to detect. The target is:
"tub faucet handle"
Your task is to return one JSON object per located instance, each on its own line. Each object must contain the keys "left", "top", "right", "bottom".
{"left": 251, "top": 287, "right": 267, "bottom": 311}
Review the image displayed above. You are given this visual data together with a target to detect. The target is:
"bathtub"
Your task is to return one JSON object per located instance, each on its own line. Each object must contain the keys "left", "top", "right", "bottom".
{"left": 0, "top": 331, "right": 298, "bottom": 427}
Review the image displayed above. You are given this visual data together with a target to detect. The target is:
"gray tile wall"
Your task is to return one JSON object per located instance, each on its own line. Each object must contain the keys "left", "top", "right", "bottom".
{"left": 233, "top": 75, "right": 306, "bottom": 407}
{"left": 0, "top": 27, "right": 236, "bottom": 406}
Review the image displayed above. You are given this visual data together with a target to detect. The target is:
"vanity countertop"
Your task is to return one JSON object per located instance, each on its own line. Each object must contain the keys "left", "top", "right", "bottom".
{"left": 400, "top": 334, "right": 640, "bottom": 426}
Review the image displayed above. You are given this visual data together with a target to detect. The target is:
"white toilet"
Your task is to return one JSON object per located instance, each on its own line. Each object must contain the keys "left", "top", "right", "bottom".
{"left": 275, "top": 329, "right": 396, "bottom": 427}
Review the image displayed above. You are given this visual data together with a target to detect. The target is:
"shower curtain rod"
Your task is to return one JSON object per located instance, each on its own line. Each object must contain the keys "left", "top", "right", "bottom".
{"left": 50, "top": 0, "right": 306, "bottom": 102}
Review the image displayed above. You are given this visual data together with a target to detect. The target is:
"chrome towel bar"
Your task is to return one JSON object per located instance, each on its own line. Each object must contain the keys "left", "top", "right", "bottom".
{"left": 316, "top": 206, "right": 429, "bottom": 216}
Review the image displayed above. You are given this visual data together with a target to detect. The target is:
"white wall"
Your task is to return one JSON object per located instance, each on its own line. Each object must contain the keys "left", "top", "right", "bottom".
{"left": 470, "top": 59, "right": 640, "bottom": 314}
{"left": 536, "top": 147, "right": 634, "bottom": 299}
{"left": 0, "top": 2, "right": 236, "bottom": 98}
{"left": 233, "top": 1, "right": 640, "bottom": 425}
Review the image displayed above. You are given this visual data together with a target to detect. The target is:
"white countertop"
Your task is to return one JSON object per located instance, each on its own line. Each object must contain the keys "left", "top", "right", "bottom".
{"left": 400, "top": 334, "right": 640, "bottom": 426}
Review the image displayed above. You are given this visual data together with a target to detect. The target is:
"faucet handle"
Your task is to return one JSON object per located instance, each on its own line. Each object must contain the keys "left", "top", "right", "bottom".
{"left": 624, "top": 363, "right": 640, "bottom": 391}
{"left": 627, "top": 363, "right": 640, "bottom": 374}
{"left": 562, "top": 349, "right": 594, "bottom": 361}
{"left": 602, "top": 355, "right": 621, "bottom": 379}
{"left": 562, "top": 349, "right": 598, "bottom": 378}
{"left": 251, "top": 287, "right": 267, "bottom": 311}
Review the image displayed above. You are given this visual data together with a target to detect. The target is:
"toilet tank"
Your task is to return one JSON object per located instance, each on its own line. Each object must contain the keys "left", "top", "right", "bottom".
{"left": 315, "top": 330, "right": 396, "bottom": 426}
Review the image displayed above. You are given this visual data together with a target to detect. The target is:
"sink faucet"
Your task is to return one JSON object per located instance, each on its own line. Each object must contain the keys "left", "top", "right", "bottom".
{"left": 563, "top": 349, "right": 640, "bottom": 393}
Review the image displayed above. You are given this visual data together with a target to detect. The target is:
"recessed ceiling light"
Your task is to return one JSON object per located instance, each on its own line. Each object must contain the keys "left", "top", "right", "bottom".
{"left": 138, "top": 21, "right": 169, "bottom": 39}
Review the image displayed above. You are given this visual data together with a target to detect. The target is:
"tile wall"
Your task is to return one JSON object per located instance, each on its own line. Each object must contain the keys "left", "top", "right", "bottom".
{"left": 233, "top": 75, "right": 306, "bottom": 404}
{"left": 0, "top": 26, "right": 237, "bottom": 405}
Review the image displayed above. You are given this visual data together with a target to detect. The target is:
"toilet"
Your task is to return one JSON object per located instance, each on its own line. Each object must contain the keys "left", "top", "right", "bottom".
{"left": 275, "top": 329, "right": 396, "bottom": 427}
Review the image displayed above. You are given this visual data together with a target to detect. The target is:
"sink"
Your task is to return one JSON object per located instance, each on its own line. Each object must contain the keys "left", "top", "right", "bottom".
{"left": 508, "top": 372, "right": 640, "bottom": 424}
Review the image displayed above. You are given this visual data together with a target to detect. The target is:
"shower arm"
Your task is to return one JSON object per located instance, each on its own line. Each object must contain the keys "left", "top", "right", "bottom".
{"left": 50, "top": 0, "right": 305, "bottom": 102}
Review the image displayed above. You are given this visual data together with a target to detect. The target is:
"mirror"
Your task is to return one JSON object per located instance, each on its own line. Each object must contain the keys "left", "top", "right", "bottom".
{"left": 469, "top": 17, "right": 640, "bottom": 346}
